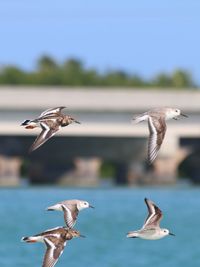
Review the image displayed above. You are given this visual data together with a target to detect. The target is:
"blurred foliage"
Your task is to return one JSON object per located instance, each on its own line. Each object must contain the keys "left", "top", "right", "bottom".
{"left": 100, "top": 161, "right": 116, "bottom": 179}
{"left": 0, "top": 55, "right": 197, "bottom": 88}
{"left": 20, "top": 158, "right": 30, "bottom": 178}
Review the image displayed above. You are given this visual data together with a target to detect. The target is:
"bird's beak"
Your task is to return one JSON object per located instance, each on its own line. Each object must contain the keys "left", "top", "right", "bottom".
{"left": 180, "top": 113, "right": 188, "bottom": 118}
{"left": 74, "top": 120, "right": 81, "bottom": 124}
{"left": 169, "top": 232, "right": 175, "bottom": 236}
{"left": 80, "top": 234, "right": 86, "bottom": 238}
{"left": 89, "top": 205, "right": 95, "bottom": 209}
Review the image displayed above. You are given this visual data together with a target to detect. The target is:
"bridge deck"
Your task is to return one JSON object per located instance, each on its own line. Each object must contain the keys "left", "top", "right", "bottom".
{"left": 0, "top": 87, "right": 200, "bottom": 112}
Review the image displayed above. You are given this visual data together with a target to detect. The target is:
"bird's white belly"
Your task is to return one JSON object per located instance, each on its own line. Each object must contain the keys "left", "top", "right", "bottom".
{"left": 140, "top": 234, "right": 164, "bottom": 240}
{"left": 140, "top": 229, "right": 164, "bottom": 240}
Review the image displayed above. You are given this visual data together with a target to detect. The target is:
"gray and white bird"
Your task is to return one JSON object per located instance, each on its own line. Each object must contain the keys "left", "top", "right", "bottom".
{"left": 21, "top": 227, "right": 84, "bottom": 267}
{"left": 21, "top": 106, "right": 80, "bottom": 152}
{"left": 132, "top": 107, "right": 187, "bottom": 164}
{"left": 127, "top": 198, "right": 175, "bottom": 240}
{"left": 47, "top": 199, "right": 94, "bottom": 228}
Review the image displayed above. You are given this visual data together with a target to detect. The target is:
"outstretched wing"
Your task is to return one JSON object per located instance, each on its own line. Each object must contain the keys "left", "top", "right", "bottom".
{"left": 147, "top": 116, "right": 166, "bottom": 164}
{"left": 143, "top": 198, "right": 163, "bottom": 229}
{"left": 42, "top": 237, "right": 67, "bottom": 267}
{"left": 39, "top": 107, "right": 66, "bottom": 119}
{"left": 61, "top": 205, "right": 78, "bottom": 228}
{"left": 29, "top": 122, "right": 59, "bottom": 152}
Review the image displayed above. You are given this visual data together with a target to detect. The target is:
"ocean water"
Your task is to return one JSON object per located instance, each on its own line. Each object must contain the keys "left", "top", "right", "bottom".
{"left": 0, "top": 186, "right": 200, "bottom": 267}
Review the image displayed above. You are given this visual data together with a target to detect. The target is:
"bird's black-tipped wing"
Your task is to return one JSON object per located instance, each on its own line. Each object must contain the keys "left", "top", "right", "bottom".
{"left": 147, "top": 116, "right": 166, "bottom": 164}
{"left": 143, "top": 198, "right": 163, "bottom": 229}
{"left": 61, "top": 205, "right": 78, "bottom": 228}
{"left": 29, "top": 122, "right": 59, "bottom": 152}
{"left": 39, "top": 107, "right": 66, "bottom": 119}
{"left": 42, "top": 236, "right": 67, "bottom": 267}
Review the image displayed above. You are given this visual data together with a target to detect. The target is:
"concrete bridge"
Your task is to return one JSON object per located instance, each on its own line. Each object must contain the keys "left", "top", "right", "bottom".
{"left": 0, "top": 87, "right": 199, "bottom": 186}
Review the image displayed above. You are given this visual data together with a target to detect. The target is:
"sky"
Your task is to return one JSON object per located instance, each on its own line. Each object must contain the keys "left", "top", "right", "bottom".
{"left": 0, "top": 0, "right": 200, "bottom": 81}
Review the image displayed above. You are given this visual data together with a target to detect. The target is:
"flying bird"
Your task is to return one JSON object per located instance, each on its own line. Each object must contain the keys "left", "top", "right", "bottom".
{"left": 127, "top": 198, "right": 175, "bottom": 240}
{"left": 21, "top": 107, "right": 80, "bottom": 152}
{"left": 21, "top": 227, "right": 84, "bottom": 267}
{"left": 132, "top": 107, "right": 188, "bottom": 164}
{"left": 47, "top": 199, "right": 94, "bottom": 228}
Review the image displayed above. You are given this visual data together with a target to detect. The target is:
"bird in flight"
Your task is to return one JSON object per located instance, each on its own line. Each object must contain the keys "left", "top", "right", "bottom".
{"left": 127, "top": 198, "right": 175, "bottom": 240}
{"left": 132, "top": 107, "right": 188, "bottom": 164}
{"left": 47, "top": 199, "right": 94, "bottom": 228}
{"left": 22, "top": 227, "right": 84, "bottom": 267}
{"left": 21, "top": 107, "right": 80, "bottom": 152}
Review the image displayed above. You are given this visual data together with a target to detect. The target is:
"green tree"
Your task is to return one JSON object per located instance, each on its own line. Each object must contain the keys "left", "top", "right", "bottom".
{"left": 82, "top": 69, "right": 101, "bottom": 86}
{"left": 103, "top": 71, "right": 129, "bottom": 86}
{"left": 171, "top": 69, "right": 194, "bottom": 88}
{"left": 37, "top": 55, "right": 58, "bottom": 72}
{"left": 152, "top": 73, "right": 172, "bottom": 87}
{"left": 61, "top": 59, "right": 84, "bottom": 85}
{"left": 36, "top": 55, "right": 61, "bottom": 85}
{"left": 0, "top": 66, "right": 25, "bottom": 84}
{"left": 0, "top": 55, "right": 197, "bottom": 88}
{"left": 129, "top": 75, "right": 144, "bottom": 87}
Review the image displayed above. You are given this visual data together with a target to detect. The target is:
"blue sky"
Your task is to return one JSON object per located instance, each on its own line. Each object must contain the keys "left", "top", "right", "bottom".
{"left": 0, "top": 0, "right": 200, "bottom": 81}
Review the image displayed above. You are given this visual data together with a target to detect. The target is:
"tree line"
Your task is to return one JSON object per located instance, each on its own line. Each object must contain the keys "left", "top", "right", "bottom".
{"left": 0, "top": 55, "right": 196, "bottom": 88}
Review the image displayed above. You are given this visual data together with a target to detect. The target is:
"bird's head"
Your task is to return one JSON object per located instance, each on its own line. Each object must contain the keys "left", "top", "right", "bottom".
{"left": 77, "top": 200, "right": 94, "bottom": 210}
{"left": 166, "top": 108, "right": 188, "bottom": 120}
{"left": 161, "top": 228, "right": 175, "bottom": 237}
{"left": 68, "top": 229, "right": 85, "bottom": 238}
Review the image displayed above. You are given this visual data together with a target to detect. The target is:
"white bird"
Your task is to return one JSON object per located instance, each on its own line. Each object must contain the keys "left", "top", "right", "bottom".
{"left": 127, "top": 198, "right": 175, "bottom": 240}
{"left": 21, "top": 227, "right": 84, "bottom": 267}
{"left": 132, "top": 107, "right": 188, "bottom": 164}
{"left": 47, "top": 199, "right": 94, "bottom": 228}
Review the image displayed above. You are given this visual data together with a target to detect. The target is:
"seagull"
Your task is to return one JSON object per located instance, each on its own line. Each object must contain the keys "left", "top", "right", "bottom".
{"left": 21, "top": 227, "right": 84, "bottom": 267}
{"left": 46, "top": 199, "right": 94, "bottom": 228}
{"left": 127, "top": 198, "right": 175, "bottom": 240}
{"left": 21, "top": 107, "right": 80, "bottom": 152}
{"left": 132, "top": 107, "right": 188, "bottom": 164}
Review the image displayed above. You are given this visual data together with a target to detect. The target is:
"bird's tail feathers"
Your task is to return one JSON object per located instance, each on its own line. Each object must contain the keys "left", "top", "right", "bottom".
{"left": 127, "top": 231, "right": 139, "bottom": 238}
{"left": 21, "top": 236, "right": 37, "bottom": 243}
{"left": 21, "top": 119, "right": 38, "bottom": 129}
{"left": 132, "top": 114, "right": 148, "bottom": 124}
{"left": 46, "top": 203, "right": 62, "bottom": 211}
{"left": 21, "top": 120, "right": 31, "bottom": 126}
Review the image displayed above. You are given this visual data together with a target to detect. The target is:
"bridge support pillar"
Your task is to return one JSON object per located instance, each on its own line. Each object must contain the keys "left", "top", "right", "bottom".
{"left": 0, "top": 155, "right": 21, "bottom": 186}
{"left": 126, "top": 134, "right": 191, "bottom": 185}
{"left": 113, "top": 161, "right": 146, "bottom": 185}
{"left": 150, "top": 134, "right": 190, "bottom": 184}
{"left": 59, "top": 157, "right": 102, "bottom": 186}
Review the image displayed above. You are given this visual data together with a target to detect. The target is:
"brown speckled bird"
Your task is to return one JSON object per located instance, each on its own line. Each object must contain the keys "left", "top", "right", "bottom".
{"left": 21, "top": 107, "right": 80, "bottom": 152}
{"left": 21, "top": 227, "right": 84, "bottom": 267}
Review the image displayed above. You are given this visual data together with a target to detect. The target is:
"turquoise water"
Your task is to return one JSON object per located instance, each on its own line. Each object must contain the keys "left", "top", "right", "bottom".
{"left": 0, "top": 186, "right": 200, "bottom": 267}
